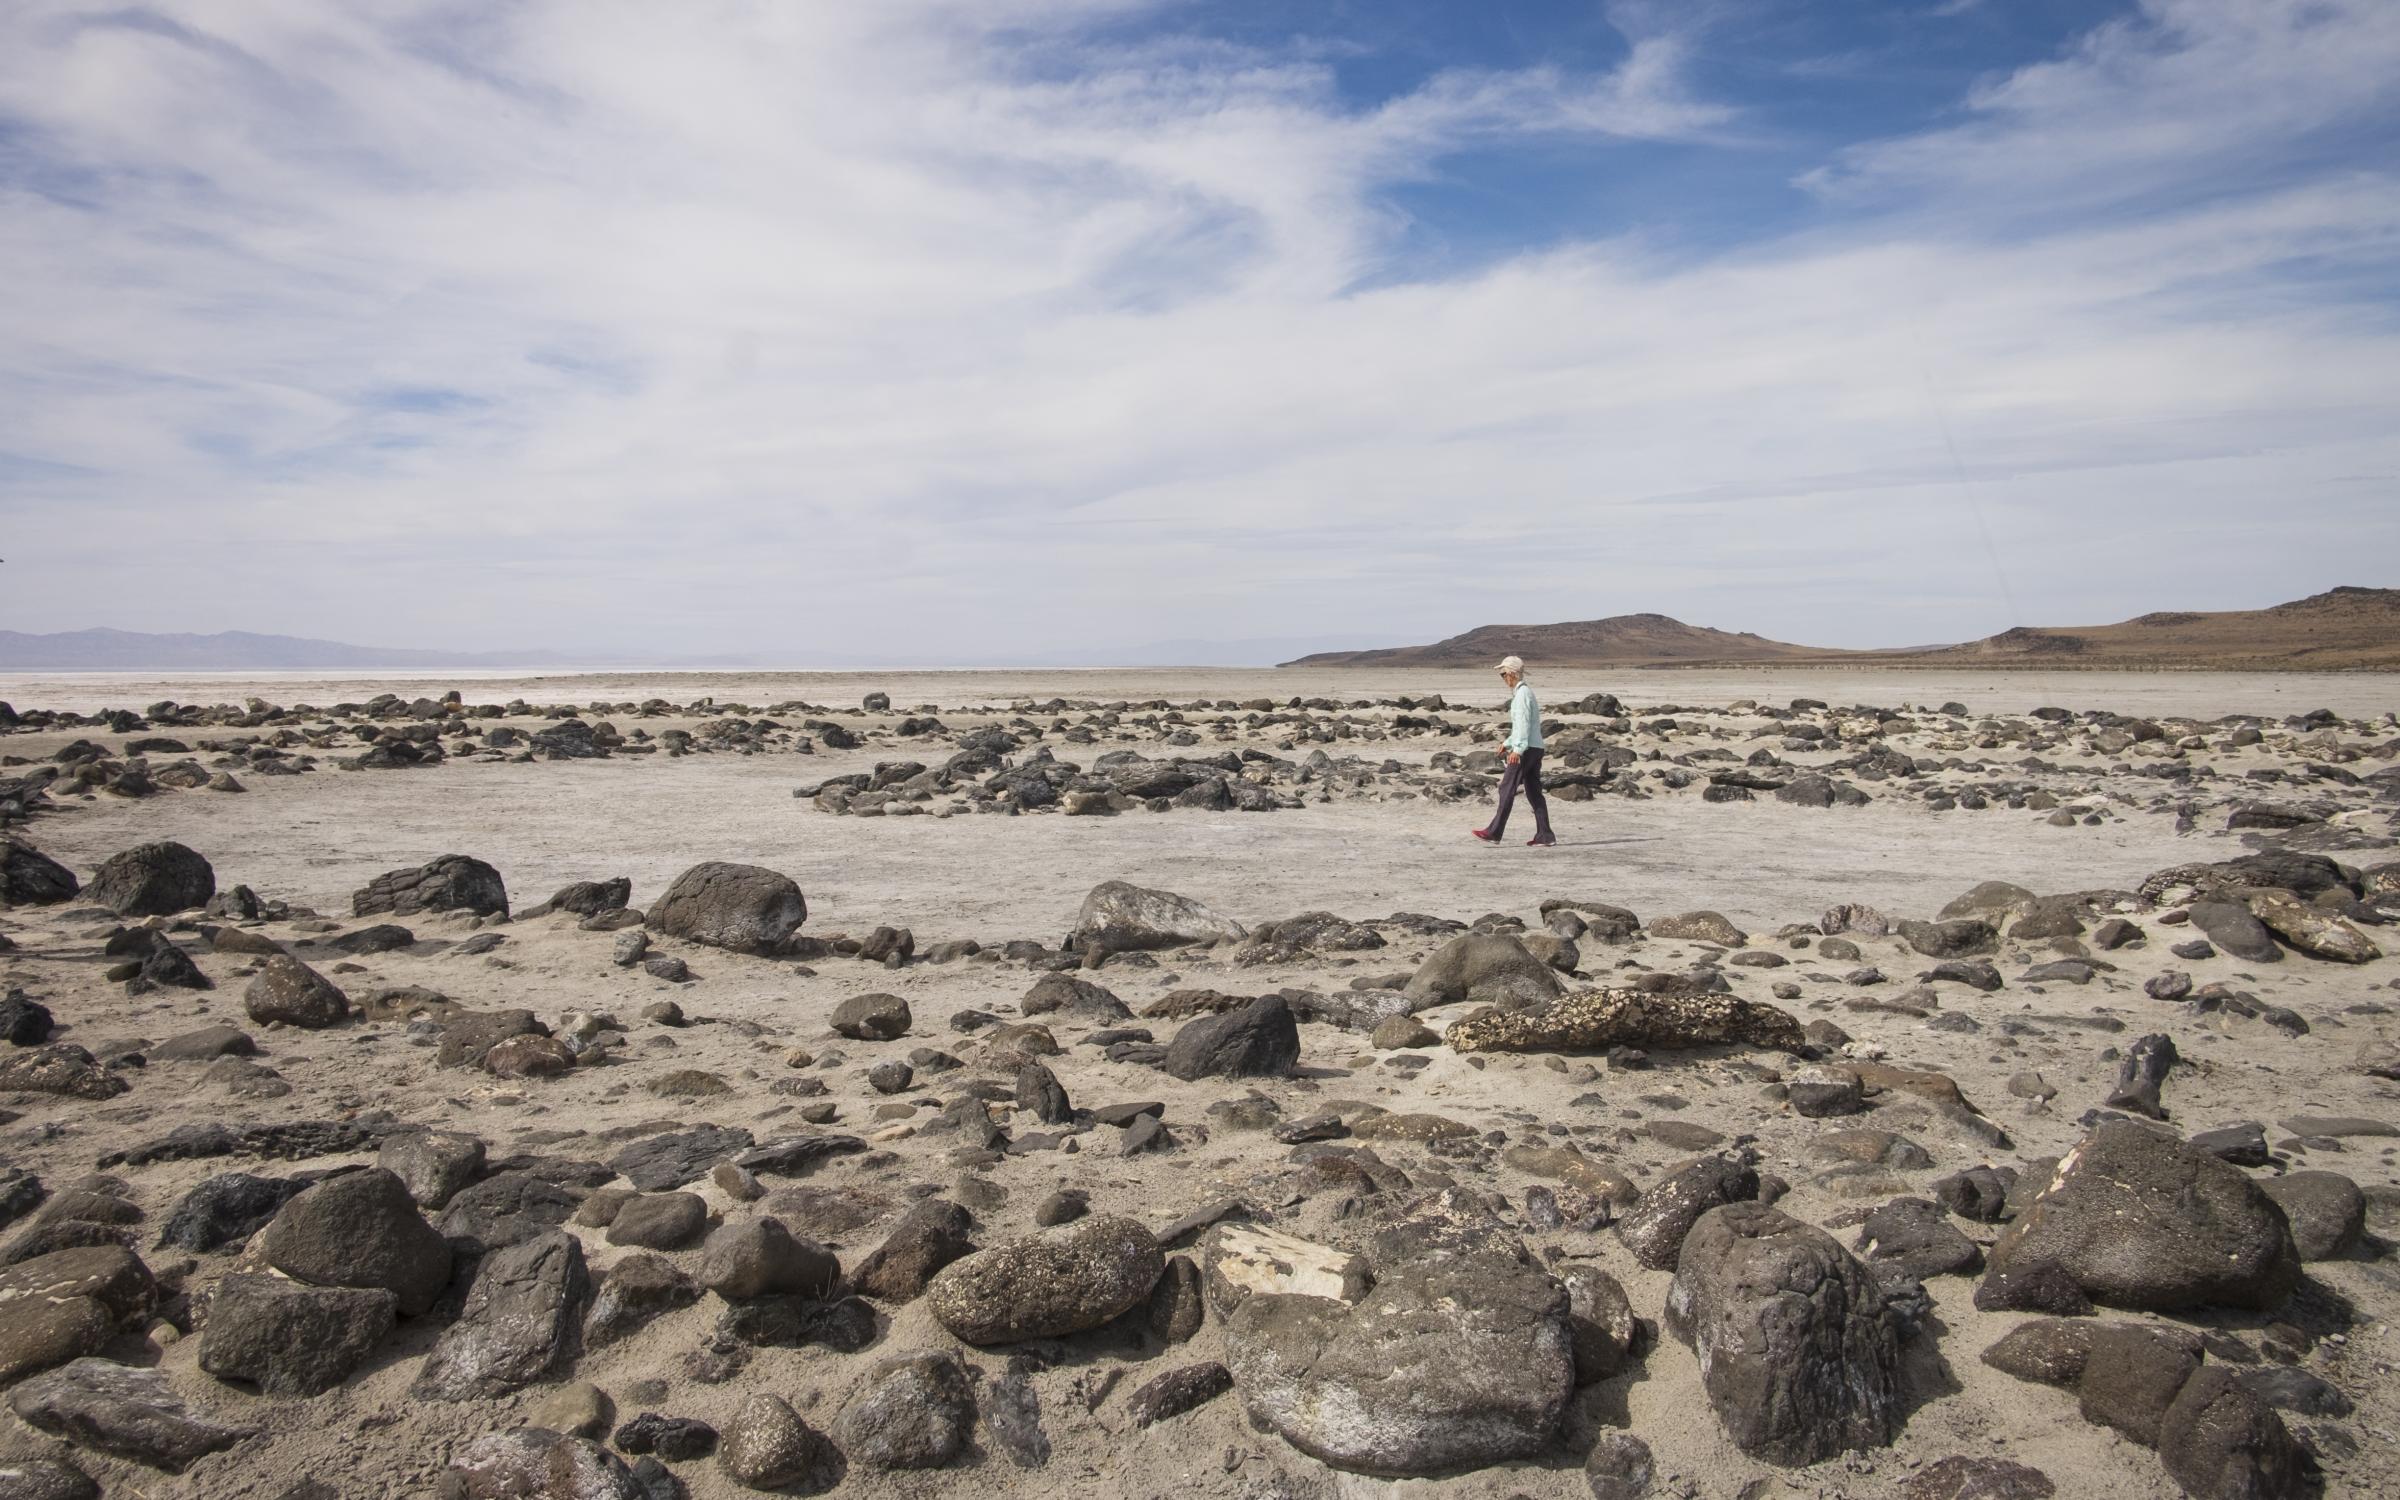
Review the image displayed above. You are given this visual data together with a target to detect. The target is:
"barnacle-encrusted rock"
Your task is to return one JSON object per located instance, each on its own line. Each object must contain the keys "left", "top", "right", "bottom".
{"left": 1444, "top": 988, "right": 1804, "bottom": 1056}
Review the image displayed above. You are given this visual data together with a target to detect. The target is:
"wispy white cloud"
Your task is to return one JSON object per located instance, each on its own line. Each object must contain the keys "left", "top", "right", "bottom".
{"left": 0, "top": 0, "right": 2394, "bottom": 658}
{"left": 1804, "top": 0, "right": 2400, "bottom": 214}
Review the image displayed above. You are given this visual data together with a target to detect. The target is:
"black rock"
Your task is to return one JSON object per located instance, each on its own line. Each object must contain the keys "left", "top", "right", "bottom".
{"left": 540, "top": 878, "right": 633, "bottom": 917}
{"left": 85, "top": 843, "right": 215, "bottom": 917}
{"left": 2076, "top": 1324, "right": 2202, "bottom": 1445}
{"left": 1015, "top": 1061, "right": 1071, "bottom": 1125}
{"left": 352, "top": 854, "right": 508, "bottom": 919}
{"left": 2158, "top": 1366, "right": 2309, "bottom": 1500}
{"left": 156, "top": 1173, "right": 309, "bottom": 1254}
{"left": 714, "top": 1293, "right": 877, "bottom": 1353}
{"left": 609, "top": 1126, "right": 756, "bottom": 1191}
{"left": 198, "top": 1274, "right": 395, "bottom": 1395}
{"left": 1931, "top": 1166, "right": 2017, "bottom": 1224}
{"left": 2187, "top": 1122, "right": 2270, "bottom": 1168}
{"left": 0, "top": 841, "right": 80, "bottom": 906}
{"left": 2103, "top": 1033, "right": 2178, "bottom": 1120}
{"left": 1159, "top": 996, "right": 1300, "bottom": 1082}
{"left": 1666, "top": 1202, "right": 1902, "bottom": 1466}
{"left": 612, "top": 1413, "right": 718, "bottom": 1460}
{"left": 2186, "top": 902, "right": 2281, "bottom": 964}
{"left": 646, "top": 863, "right": 805, "bottom": 954}
{"left": 850, "top": 1198, "right": 975, "bottom": 1303}
{"left": 582, "top": 1252, "right": 700, "bottom": 1348}
{"left": 0, "top": 990, "right": 56, "bottom": 1046}
{"left": 436, "top": 1172, "right": 583, "bottom": 1256}
{"left": 830, "top": 993, "right": 911, "bottom": 1041}
{"left": 1978, "top": 1120, "right": 2298, "bottom": 1314}
{"left": 1617, "top": 1154, "right": 1758, "bottom": 1272}
{"left": 263, "top": 1169, "right": 452, "bottom": 1316}
{"left": 414, "top": 1231, "right": 592, "bottom": 1400}
{"left": 1855, "top": 1198, "right": 1983, "bottom": 1278}
{"left": 329, "top": 923, "right": 415, "bottom": 956}
{"left": 1125, "top": 1361, "right": 1232, "bottom": 1429}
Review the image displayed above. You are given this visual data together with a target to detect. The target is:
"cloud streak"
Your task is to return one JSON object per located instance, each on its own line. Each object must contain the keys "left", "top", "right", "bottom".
{"left": 0, "top": 0, "right": 2394, "bottom": 659}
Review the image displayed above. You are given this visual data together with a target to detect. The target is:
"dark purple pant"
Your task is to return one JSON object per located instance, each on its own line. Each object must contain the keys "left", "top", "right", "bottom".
{"left": 1483, "top": 748, "right": 1553, "bottom": 840}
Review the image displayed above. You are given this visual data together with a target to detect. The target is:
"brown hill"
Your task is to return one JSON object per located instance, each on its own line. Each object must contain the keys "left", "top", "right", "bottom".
{"left": 1279, "top": 588, "right": 2400, "bottom": 670}
{"left": 1280, "top": 613, "right": 1834, "bottom": 668}
{"left": 1904, "top": 586, "right": 2400, "bottom": 669}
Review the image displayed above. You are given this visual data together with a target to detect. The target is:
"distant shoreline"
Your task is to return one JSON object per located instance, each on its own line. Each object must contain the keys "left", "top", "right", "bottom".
{"left": 4, "top": 660, "right": 2394, "bottom": 679}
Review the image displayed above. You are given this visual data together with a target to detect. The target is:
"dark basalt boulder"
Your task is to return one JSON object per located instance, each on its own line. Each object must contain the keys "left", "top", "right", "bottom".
{"left": 353, "top": 855, "right": 508, "bottom": 919}
{"left": 243, "top": 956, "right": 349, "bottom": 1029}
{"left": 1159, "top": 996, "right": 1299, "bottom": 1081}
{"left": 261, "top": 1169, "right": 452, "bottom": 1316}
{"left": 1978, "top": 1121, "right": 2298, "bottom": 1314}
{"left": 1617, "top": 1154, "right": 1761, "bottom": 1272}
{"left": 85, "top": 843, "right": 215, "bottom": 917}
{"left": 1665, "top": 1202, "right": 1904, "bottom": 1466}
{"left": 0, "top": 841, "right": 79, "bottom": 907}
{"left": 414, "top": 1232, "right": 591, "bottom": 1400}
{"left": 529, "top": 878, "right": 631, "bottom": 917}
{"left": 198, "top": 1274, "right": 395, "bottom": 1395}
{"left": 646, "top": 863, "right": 805, "bottom": 954}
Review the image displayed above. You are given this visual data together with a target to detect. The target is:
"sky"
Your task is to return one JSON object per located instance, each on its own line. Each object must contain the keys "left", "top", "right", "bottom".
{"left": 1, "top": 0, "right": 2397, "bottom": 664}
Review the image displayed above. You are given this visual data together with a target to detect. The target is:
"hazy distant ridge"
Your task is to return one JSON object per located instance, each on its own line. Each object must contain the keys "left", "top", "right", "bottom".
{"left": 0, "top": 628, "right": 567, "bottom": 671}
{"left": 0, "top": 627, "right": 1384, "bottom": 672}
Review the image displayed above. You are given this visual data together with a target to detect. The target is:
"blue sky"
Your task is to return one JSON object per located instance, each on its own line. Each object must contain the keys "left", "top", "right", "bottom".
{"left": 1, "top": 0, "right": 2395, "bottom": 663}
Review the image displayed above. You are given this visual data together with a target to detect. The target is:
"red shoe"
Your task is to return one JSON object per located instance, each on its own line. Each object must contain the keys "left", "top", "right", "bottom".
{"left": 1527, "top": 836, "right": 1556, "bottom": 847}
{"left": 1471, "top": 828, "right": 1497, "bottom": 842}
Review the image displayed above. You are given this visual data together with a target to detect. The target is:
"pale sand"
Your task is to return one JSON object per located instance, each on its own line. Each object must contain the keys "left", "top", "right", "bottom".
{"left": 0, "top": 668, "right": 2393, "bottom": 1499}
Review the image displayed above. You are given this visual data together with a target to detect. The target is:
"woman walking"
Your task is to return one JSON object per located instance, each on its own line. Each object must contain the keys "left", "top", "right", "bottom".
{"left": 1472, "top": 655, "right": 1555, "bottom": 846}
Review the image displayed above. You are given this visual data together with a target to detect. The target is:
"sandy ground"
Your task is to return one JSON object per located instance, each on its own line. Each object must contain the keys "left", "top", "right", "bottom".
{"left": 0, "top": 668, "right": 2395, "bottom": 1500}
{"left": 5, "top": 749, "right": 2225, "bottom": 949}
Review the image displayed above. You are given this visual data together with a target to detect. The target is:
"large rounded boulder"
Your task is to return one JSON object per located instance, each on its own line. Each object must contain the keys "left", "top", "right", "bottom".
{"left": 1978, "top": 1120, "right": 2298, "bottom": 1314}
{"left": 925, "top": 1215, "right": 1162, "bottom": 1345}
{"left": 85, "top": 842, "right": 215, "bottom": 917}
{"left": 261, "top": 1168, "right": 453, "bottom": 1316}
{"left": 1665, "top": 1202, "right": 1903, "bottom": 1466}
{"left": 647, "top": 863, "right": 806, "bottom": 954}
{"left": 243, "top": 956, "right": 351, "bottom": 1029}
{"left": 1070, "top": 881, "right": 1245, "bottom": 954}
{"left": 1401, "top": 932, "right": 1564, "bottom": 1011}
{"left": 1160, "top": 996, "right": 1299, "bottom": 1081}
{"left": 353, "top": 854, "right": 508, "bottom": 919}
{"left": 1225, "top": 1227, "right": 1574, "bottom": 1476}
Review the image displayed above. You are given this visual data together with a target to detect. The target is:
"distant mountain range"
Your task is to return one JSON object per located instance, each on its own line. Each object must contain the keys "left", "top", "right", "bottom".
{"left": 7, "top": 591, "right": 2391, "bottom": 673}
{"left": 0, "top": 628, "right": 581, "bottom": 671}
{"left": 0, "top": 627, "right": 1394, "bottom": 672}
{"left": 1282, "top": 587, "right": 2400, "bottom": 670}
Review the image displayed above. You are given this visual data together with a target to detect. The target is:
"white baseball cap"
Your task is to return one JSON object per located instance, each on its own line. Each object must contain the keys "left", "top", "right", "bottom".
{"left": 1495, "top": 655, "right": 1524, "bottom": 674}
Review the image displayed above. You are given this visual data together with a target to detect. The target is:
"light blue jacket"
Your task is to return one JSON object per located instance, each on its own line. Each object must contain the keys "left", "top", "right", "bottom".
{"left": 1506, "top": 682, "right": 1544, "bottom": 753}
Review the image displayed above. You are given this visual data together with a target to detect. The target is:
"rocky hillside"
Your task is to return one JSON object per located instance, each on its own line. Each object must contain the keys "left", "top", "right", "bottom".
{"left": 1281, "top": 613, "right": 1831, "bottom": 669}
{"left": 1281, "top": 588, "right": 2400, "bottom": 670}
{"left": 1915, "top": 587, "right": 2400, "bottom": 669}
